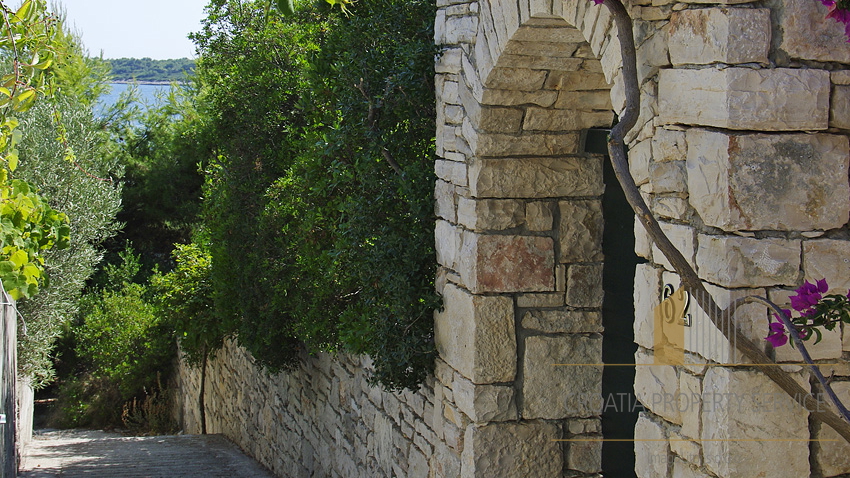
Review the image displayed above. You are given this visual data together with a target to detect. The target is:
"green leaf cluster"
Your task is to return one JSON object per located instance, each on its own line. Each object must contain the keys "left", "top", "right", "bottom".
{"left": 192, "top": 0, "right": 438, "bottom": 389}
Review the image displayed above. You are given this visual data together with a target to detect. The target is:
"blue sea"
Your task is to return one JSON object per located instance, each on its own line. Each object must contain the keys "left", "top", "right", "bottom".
{"left": 95, "top": 83, "right": 174, "bottom": 116}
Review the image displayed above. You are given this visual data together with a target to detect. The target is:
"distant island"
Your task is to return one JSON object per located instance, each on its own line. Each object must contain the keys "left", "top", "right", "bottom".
{"left": 108, "top": 58, "right": 195, "bottom": 84}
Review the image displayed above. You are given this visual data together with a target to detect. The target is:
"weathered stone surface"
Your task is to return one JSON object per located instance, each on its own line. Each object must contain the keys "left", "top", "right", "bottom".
{"left": 659, "top": 68, "right": 830, "bottom": 131}
{"left": 804, "top": 240, "right": 850, "bottom": 294}
{"left": 559, "top": 200, "right": 604, "bottom": 262}
{"left": 521, "top": 309, "right": 602, "bottom": 333}
{"left": 566, "top": 438, "right": 602, "bottom": 473}
{"left": 434, "top": 283, "right": 516, "bottom": 383}
{"left": 687, "top": 129, "right": 850, "bottom": 232}
{"left": 452, "top": 375, "right": 518, "bottom": 423}
{"left": 652, "top": 196, "right": 689, "bottom": 220}
{"left": 480, "top": 88, "right": 558, "bottom": 107}
{"left": 435, "top": 159, "right": 468, "bottom": 187}
{"left": 516, "top": 292, "right": 564, "bottom": 308}
{"left": 629, "top": 139, "right": 651, "bottom": 186}
{"left": 432, "top": 442, "right": 461, "bottom": 478}
{"left": 634, "top": 348, "right": 681, "bottom": 424}
{"left": 652, "top": 127, "right": 686, "bottom": 162}
{"left": 475, "top": 132, "right": 580, "bottom": 157}
{"left": 479, "top": 107, "right": 524, "bottom": 133}
{"left": 651, "top": 222, "right": 695, "bottom": 271}
{"left": 813, "top": 382, "right": 850, "bottom": 476}
{"left": 701, "top": 367, "right": 810, "bottom": 478}
{"left": 555, "top": 89, "right": 613, "bottom": 110}
{"left": 668, "top": 8, "right": 770, "bottom": 65}
{"left": 696, "top": 235, "right": 801, "bottom": 288}
{"left": 435, "top": 220, "right": 461, "bottom": 270}
{"left": 523, "top": 334, "right": 602, "bottom": 419}
{"left": 648, "top": 160, "right": 686, "bottom": 194}
{"left": 435, "top": 179, "right": 457, "bottom": 222}
{"left": 456, "top": 198, "right": 525, "bottom": 231}
{"left": 525, "top": 201, "right": 554, "bottom": 231}
{"left": 483, "top": 67, "right": 547, "bottom": 91}
{"left": 634, "top": 218, "right": 652, "bottom": 260}
{"left": 678, "top": 372, "right": 701, "bottom": 440}
{"left": 634, "top": 263, "right": 662, "bottom": 349}
{"left": 461, "top": 422, "right": 562, "bottom": 477}
{"left": 673, "top": 458, "right": 714, "bottom": 478}
{"left": 634, "top": 414, "right": 669, "bottom": 478}
{"left": 566, "top": 263, "right": 604, "bottom": 307}
{"left": 457, "top": 232, "right": 555, "bottom": 293}
{"left": 690, "top": 282, "right": 767, "bottom": 365}
{"left": 831, "top": 85, "right": 850, "bottom": 130}
{"left": 780, "top": 0, "right": 850, "bottom": 63}
{"left": 523, "top": 108, "right": 614, "bottom": 131}
{"left": 469, "top": 157, "right": 603, "bottom": 198}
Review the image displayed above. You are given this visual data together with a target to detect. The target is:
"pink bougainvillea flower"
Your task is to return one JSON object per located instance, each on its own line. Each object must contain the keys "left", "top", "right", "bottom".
{"left": 822, "top": 0, "right": 850, "bottom": 42}
{"left": 790, "top": 279, "right": 826, "bottom": 313}
{"left": 766, "top": 321, "right": 788, "bottom": 348}
{"left": 590, "top": 0, "right": 604, "bottom": 4}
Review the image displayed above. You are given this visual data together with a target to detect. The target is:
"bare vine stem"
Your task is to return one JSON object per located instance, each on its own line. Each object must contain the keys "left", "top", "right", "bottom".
{"left": 600, "top": 0, "right": 850, "bottom": 442}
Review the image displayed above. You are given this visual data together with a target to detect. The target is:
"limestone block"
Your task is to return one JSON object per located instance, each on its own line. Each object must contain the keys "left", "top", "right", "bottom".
{"left": 555, "top": 89, "right": 613, "bottom": 110}
{"left": 523, "top": 334, "right": 602, "bottom": 419}
{"left": 559, "top": 200, "right": 604, "bottom": 263}
{"left": 673, "top": 458, "right": 713, "bottom": 478}
{"left": 523, "top": 108, "right": 614, "bottom": 131}
{"left": 629, "top": 138, "right": 651, "bottom": 186}
{"left": 476, "top": 131, "right": 580, "bottom": 157}
{"left": 678, "top": 372, "right": 701, "bottom": 440}
{"left": 668, "top": 8, "right": 770, "bottom": 66}
{"left": 696, "top": 235, "right": 801, "bottom": 288}
{"left": 687, "top": 282, "right": 767, "bottom": 365}
{"left": 635, "top": 22, "right": 670, "bottom": 83}
{"left": 652, "top": 196, "right": 689, "bottom": 221}
{"left": 651, "top": 222, "right": 695, "bottom": 272}
{"left": 659, "top": 68, "right": 830, "bottom": 131}
{"left": 813, "top": 382, "right": 850, "bottom": 476}
{"left": 516, "top": 292, "right": 564, "bottom": 308}
{"left": 701, "top": 367, "right": 810, "bottom": 477}
{"left": 434, "top": 283, "right": 516, "bottom": 384}
{"left": 634, "top": 414, "right": 670, "bottom": 478}
{"left": 648, "top": 160, "right": 686, "bottom": 194}
{"left": 544, "top": 70, "right": 610, "bottom": 91}
{"left": 483, "top": 67, "right": 547, "bottom": 91}
{"left": 456, "top": 198, "right": 525, "bottom": 231}
{"left": 652, "top": 128, "right": 686, "bottom": 162}
{"left": 831, "top": 85, "right": 850, "bottom": 130}
{"left": 634, "top": 263, "right": 662, "bottom": 349}
{"left": 456, "top": 231, "right": 555, "bottom": 293}
{"left": 432, "top": 442, "right": 462, "bottom": 478}
{"left": 451, "top": 375, "right": 518, "bottom": 423}
{"left": 525, "top": 201, "right": 554, "bottom": 231}
{"left": 461, "top": 422, "right": 562, "bottom": 477}
{"left": 469, "top": 156, "right": 603, "bottom": 198}
{"left": 521, "top": 309, "right": 603, "bottom": 334}
{"left": 436, "top": 48, "right": 463, "bottom": 74}
{"left": 635, "top": 217, "right": 653, "bottom": 260}
{"left": 480, "top": 88, "right": 558, "bottom": 107}
{"left": 435, "top": 180, "right": 457, "bottom": 222}
{"left": 634, "top": 348, "right": 681, "bottom": 424}
{"left": 804, "top": 240, "right": 850, "bottom": 293}
{"left": 566, "top": 263, "right": 604, "bottom": 308}
{"left": 435, "top": 220, "right": 461, "bottom": 270}
{"left": 686, "top": 129, "right": 850, "bottom": 232}
{"left": 780, "top": 0, "right": 850, "bottom": 63}
{"left": 479, "top": 107, "right": 524, "bottom": 133}
{"left": 566, "top": 438, "right": 602, "bottom": 473}
{"left": 435, "top": 159, "right": 468, "bottom": 187}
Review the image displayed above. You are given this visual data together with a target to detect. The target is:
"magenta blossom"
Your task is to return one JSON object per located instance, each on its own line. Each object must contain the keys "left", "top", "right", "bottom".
{"left": 819, "top": 0, "right": 850, "bottom": 42}
{"left": 789, "top": 279, "right": 828, "bottom": 314}
{"left": 766, "top": 321, "right": 788, "bottom": 348}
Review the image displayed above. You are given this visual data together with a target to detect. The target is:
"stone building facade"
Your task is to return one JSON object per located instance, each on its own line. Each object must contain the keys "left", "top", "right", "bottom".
{"left": 173, "top": 0, "right": 850, "bottom": 476}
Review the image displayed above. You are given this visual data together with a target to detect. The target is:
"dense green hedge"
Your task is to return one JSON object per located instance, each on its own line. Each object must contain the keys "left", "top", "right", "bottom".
{"left": 192, "top": 0, "right": 438, "bottom": 389}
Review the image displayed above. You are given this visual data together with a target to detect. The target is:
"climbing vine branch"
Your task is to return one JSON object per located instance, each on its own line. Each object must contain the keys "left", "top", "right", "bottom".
{"left": 598, "top": 0, "right": 850, "bottom": 443}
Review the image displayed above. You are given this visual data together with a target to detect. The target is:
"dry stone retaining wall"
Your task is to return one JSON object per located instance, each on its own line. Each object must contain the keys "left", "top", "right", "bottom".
{"left": 174, "top": 0, "right": 850, "bottom": 476}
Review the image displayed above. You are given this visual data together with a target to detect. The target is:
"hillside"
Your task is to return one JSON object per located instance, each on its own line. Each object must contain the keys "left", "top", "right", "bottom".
{"left": 108, "top": 58, "right": 195, "bottom": 83}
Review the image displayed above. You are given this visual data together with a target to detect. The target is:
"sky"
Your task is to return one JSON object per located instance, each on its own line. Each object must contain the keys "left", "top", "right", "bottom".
{"left": 59, "top": 0, "right": 211, "bottom": 60}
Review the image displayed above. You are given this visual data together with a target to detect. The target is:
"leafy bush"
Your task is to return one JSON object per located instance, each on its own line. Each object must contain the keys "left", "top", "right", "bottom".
{"left": 193, "top": 0, "right": 438, "bottom": 390}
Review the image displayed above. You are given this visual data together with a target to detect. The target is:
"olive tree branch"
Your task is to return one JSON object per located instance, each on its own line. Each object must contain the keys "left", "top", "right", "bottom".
{"left": 600, "top": 0, "right": 850, "bottom": 442}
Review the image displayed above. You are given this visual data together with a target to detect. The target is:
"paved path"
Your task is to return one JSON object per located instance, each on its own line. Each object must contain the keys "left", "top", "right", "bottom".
{"left": 19, "top": 429, "right": 275, "bottom": 477}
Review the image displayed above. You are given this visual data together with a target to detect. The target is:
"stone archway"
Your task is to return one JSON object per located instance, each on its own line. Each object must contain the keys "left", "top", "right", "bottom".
{"left": 433, "top": 1, "right": 628, "bottom": 474}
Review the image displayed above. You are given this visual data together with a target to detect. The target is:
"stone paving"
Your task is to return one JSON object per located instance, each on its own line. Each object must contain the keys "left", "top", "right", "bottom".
{"left": 19, "top": 429, "right": 275, "bottom": 477}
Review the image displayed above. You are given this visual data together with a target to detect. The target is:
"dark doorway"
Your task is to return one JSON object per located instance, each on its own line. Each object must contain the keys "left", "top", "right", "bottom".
{"left": 586, "top": 128, "right": 641, "bottom": 477}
